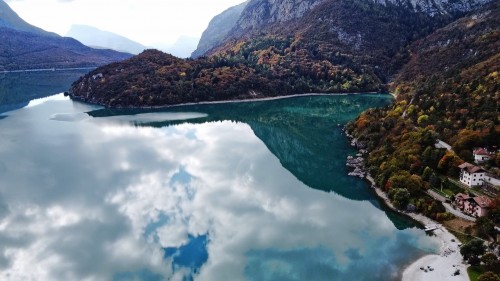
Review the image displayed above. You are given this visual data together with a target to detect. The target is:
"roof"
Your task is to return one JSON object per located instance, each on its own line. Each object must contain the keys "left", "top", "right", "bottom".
{"left": 458, "top": 162, "right": 475, "bottom": 169}
{"left": 471, "top": 196, "right": 493, "bottom": 208}
{"left": 455, "top": 193, "right": 470, "bottom": 200}
{"left": 458, "top": 162, "right": 484, "bottom": 173}
{"left": 473, "top": 148, "right": 490, "bottom": 156}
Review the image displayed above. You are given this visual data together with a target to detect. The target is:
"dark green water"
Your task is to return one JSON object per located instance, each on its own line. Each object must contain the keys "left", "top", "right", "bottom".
{"left": 0, "top": 71, "right": 439, "bottom": 281}
{"left": 0, "top": 69, "right": 89, "bottom": 113}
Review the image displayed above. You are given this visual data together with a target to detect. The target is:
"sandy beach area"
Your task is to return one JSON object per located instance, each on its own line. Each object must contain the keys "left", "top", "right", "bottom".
{"left": 401, "top": 217, "right": 469, "bottom": 281}
{"left": 364, "top": 176, "right": 469, "bottom": 281}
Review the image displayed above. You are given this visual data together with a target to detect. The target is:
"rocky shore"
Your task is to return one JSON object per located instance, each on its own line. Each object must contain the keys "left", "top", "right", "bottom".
{"left": 343, "top": 128, "right": 370, "bottom": 180}
{"left": 342, "top": 126, "right": 470, "bottom": 281}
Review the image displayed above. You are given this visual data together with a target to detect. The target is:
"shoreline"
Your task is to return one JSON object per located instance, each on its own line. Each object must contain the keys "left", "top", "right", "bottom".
{"left": 365, "top": 175, "right": 469, "bottom": 281}
{"left": 167, "top": 92, "right": 389, "bottom": 108}
{"left": 69, "top": 91, "right": 392, "bottom": 110}
{"left": 0, "top": 67, "right": 95, "bottom": 74}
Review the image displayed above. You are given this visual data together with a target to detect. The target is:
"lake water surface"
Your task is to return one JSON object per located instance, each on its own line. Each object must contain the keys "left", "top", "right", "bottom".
{"left": 0, "top": 71, "right": 439, "bottom": 281}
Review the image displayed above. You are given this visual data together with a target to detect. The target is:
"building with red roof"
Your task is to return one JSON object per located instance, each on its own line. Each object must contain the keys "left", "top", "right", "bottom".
{"left": 473, "top": 148, "right": 492, "bottom": 164}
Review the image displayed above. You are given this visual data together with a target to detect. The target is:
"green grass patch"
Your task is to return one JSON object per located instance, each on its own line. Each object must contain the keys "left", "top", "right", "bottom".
{"left": 442, "top": 188, "right": 457, "bottom": 197}
{"left": 445, "top": 178, "right": 467, "bottom": 193}
{"left": 467, "top": 266, "right": 486, "bottom": 281}
{"left": 448, "top": 229, "right": 475, "bottom": 244}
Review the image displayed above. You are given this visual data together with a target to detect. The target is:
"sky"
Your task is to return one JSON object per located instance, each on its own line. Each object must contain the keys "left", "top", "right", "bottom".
{"left": 5, "top": 0, "right": 245, "bottom": 47}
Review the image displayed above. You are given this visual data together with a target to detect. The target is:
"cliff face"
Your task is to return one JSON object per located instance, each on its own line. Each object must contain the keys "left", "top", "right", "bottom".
{"left": 373, "top": 0, "right": 494, "bottom": 15}
{"left": 229, "top": 0, "right": 495, "bottom": 35}
{"left": 191, "top": 1, "right": 249, "bottom": 58}
{"left": 204, "top": 0, "right": 495, "bottom": 58}
{"left": 230, "top": 0, "right": 323, "bottom": 36}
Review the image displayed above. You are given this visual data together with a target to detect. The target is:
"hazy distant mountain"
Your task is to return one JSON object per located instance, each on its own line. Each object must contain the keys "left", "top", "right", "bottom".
{"left": 166, "top": 36, "right": 199, "bottom": 58}
{"left": 0, "top": 0, "right": 131, "bottom": 71}
{"left": 0, "top": 0, "right": 54, "bottom": 36}
{"left": 191, "top": 1, "right": 248, "bottom": 58}
{"left": 66, "top": 25, "right": 146, "bottom": 55}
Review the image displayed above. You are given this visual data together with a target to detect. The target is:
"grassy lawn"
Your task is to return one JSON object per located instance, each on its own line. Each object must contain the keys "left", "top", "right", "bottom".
{"left": 442, "top": 189, "right": 455, "bottom": 197}
{"left": 447, "top": 229, "right": 476, "bottom": 244}
{"left": 467, "top": 266, "right": 486, "bottom": 281}
{"left": 445, "top": 178, "right": 467, "bottom": 193}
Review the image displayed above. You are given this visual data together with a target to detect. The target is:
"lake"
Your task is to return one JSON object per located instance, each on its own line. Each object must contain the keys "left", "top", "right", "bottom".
{"left": 0, "top": 71, "right": 439, "bottom": 281}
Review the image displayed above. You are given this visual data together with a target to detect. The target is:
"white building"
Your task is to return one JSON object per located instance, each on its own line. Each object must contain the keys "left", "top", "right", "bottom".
{"left": 473, "top": 148, "right": 492, "bottom": 164}
{"left": 458, "top": 162, "right": 486, "bottom": 187}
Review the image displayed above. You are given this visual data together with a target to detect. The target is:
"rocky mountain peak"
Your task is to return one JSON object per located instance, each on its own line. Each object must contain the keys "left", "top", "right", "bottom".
{"left": 232, "top": 0, "right": 323, "bottom": 35}
{"left": 372, "top": 0, "right": 494, "bottom": 15}
{"left": 191, "top": 1, "right": 249, "bottom": 58}
{"left": 225, "top": 0, "right": 494, "bottom": 41}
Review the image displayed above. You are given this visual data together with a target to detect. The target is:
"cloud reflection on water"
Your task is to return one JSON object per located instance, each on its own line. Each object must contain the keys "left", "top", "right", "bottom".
{"left": 0, "top": 96, "right": 438, "bottom": 281}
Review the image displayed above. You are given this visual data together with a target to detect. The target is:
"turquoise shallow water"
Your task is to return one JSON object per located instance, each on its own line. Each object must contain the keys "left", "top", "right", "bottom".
{"left": 0, "top": 71, "right": 439, "bottom": 281}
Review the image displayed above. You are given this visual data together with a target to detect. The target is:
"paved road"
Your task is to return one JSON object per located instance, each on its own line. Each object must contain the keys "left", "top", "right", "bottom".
{"left": 443, "top": 203, "right": 476, "bottom": 222}
{"left": 427, "top": 190, "right": 448, "bottom": 202}
{"left": 426, "top": 190, "right": 477, "bottom": 222}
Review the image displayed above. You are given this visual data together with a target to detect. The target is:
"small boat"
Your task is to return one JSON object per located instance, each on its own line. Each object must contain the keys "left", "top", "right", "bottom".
{"left": 424, "top": 224, "right": 441, "bottom": 232}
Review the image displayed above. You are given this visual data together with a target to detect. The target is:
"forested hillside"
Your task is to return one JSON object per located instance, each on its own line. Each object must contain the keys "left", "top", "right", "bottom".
{"left": 69, "top": 43, "right": 380, "bottom": 107}
{"left": 346, "top": 2, "right": 499, "bottom": 214}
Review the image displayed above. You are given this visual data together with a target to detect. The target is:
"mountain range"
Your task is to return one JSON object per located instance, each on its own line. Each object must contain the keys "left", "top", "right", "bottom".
{"left": 69, "top": 0, "right": 496, "bottom": 108}
{"left": 0, "top": 0, "right": 53, "bottom": 36}
{"left": 66, "top": 25, "right": 146, "bottom": 55}
{"left": 165, "top": 36, "right": 200, "bottom": 58}
{"left": 0, "top": 0, "right": 131, "bottom": 71}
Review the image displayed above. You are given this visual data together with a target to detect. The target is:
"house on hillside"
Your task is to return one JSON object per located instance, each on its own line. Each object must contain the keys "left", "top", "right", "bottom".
{"left": 454, "top": 193, "right": 493, "bottom": 217}
{"left": 465, "top": 196, "right": 493, "bottom": 217}
{"left": 458, "top": 162, "right": 486, "bottom": 187}
{"left": 454, "top": 193, "right": 470, "bottom": 209}
{"left": 473, "top": 148, "right": 492, "bottom": 164}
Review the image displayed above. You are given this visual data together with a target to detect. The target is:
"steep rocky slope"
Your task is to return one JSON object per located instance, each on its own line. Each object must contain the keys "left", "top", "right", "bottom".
{"left": 392, "top": 2, "right": 500, "bottom": 144}
{"left": 208, "top": 0, "right": 493, "bottom": 55}
{"left": 191, "top": 1, "right": 248, "bottom": 58}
